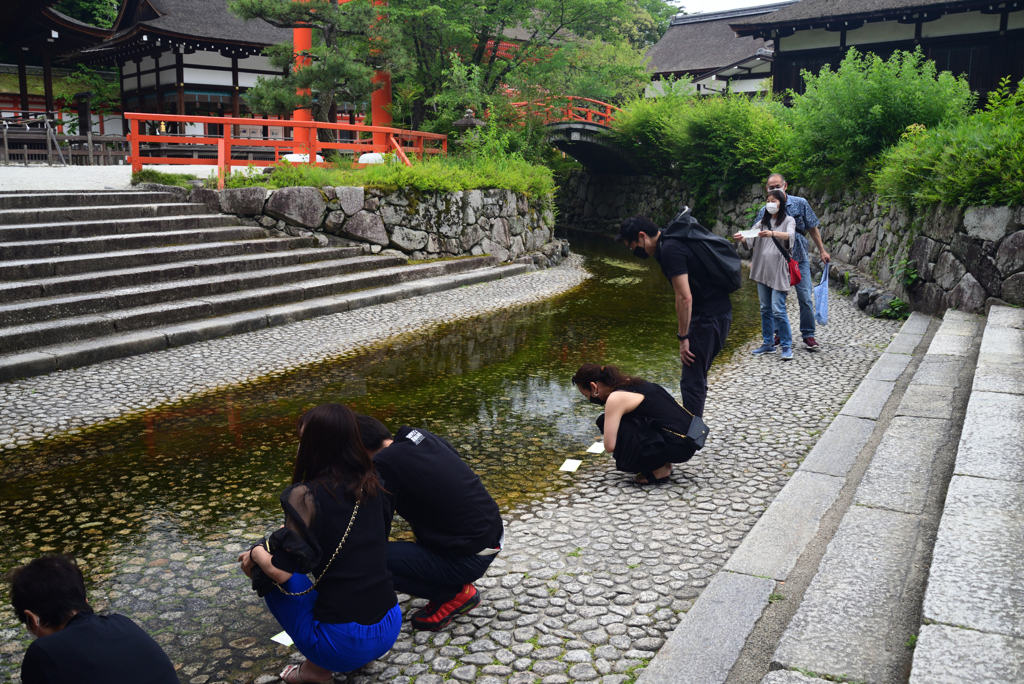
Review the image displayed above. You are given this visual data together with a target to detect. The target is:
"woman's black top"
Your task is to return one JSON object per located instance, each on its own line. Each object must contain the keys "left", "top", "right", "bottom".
{"left": 617, "top": 381, "right": 692, "bottom": 435}
{"left": 271, "top": 480, "right": 397, "bottom": 625}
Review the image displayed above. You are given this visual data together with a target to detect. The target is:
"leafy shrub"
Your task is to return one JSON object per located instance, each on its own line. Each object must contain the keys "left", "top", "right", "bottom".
{"left": 778, "top": 48, "right": 974, "bottom": 191}
{"left": 873, "top": 77, "right": 1024, "bottom": 209}
{"left": 608, "top": 82, "right": 782, "bottom": 215}
{"left": 131, "top": 169, "right": 199, "bottom": 188}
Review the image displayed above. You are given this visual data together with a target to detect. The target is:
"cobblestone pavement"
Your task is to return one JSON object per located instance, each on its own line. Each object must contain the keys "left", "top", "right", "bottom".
{"left": 324, "top": 297, "right": 898, "bottom": 684}
{"left": 0, "top": 257, "right": 590, "bottom": 452}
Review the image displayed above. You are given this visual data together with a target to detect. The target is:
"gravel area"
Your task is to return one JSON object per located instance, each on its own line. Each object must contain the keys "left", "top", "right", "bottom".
{"left": 0, "top": 164, "right": 218, "bottom": 191}
{"left": 0, "top": 257, "right": 590, "bottom": 450}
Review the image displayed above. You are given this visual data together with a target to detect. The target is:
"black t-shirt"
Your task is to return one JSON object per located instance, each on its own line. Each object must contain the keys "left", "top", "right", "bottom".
{"left": 275, "top": 481, "right": 397, "bottom": 625}
{"left": 21, "top": 611, "right": 178, "bottom": 684}
{"left": 620, "top": 381, "right": 693, "bottom": 434}
{"left": 655, "top": 237, "right": 732, "bottom": 317}
{"left": 374, "top": 427, "right": 503, "bottom": 556}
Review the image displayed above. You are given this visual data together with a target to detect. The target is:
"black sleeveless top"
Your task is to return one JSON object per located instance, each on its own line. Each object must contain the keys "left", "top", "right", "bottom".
{"left": 616, "top": 381, "right": 692, "bottom": 435}
{"left": 272, "top": 480, "right": 397, "bottom": 625}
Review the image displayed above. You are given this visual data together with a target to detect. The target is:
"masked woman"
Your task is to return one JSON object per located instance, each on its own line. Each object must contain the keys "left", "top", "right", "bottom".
{"left": 733, "top": 189, "right": 797, "bottom": 360}
{"left": 237, "top": 403, "right": 400, "bottom": 684}
{"left": 572, "top": 364, "right": 699, "bottom": 485}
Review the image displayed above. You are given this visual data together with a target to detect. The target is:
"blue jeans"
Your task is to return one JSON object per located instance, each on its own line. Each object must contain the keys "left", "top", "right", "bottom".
{"left": 264, "top": 574, "right": 401, "bottom": 673}
{"left": 758, "top": 282, "right": 793, "bottom": 348}
{"left": 387, "top": 541, "right": 496, "bottom": 604}
{"left": 774, "top": 260, "right": 815, "bottom": 340}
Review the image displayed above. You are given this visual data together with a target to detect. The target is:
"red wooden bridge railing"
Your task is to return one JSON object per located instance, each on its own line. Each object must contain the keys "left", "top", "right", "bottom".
{"left": 511, "top": 96, "right": 621, "bottom": 127}
{"left": 124, "top": 112, "right": 447, "bottom": 188}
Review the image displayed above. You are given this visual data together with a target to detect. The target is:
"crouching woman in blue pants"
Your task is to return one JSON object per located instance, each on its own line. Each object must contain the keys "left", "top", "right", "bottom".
{"left": 238, "top": 404, "right": 401, "bottom": 683}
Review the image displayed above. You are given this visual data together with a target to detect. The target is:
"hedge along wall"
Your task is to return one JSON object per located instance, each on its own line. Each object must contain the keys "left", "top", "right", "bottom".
{"left": 183, "top": 184, "right": 561, "bottom": 265}
{"left": 556, "top": 170, "right": 1024, "bottom": 316}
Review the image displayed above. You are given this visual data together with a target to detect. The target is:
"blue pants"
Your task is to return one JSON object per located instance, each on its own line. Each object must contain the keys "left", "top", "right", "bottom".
{"left": 758, "top": 282, "right": 793, "bottom": 348}
{"left": 774, "top": 260, "right": 815, "bottom": 340}
{"left": 264, "top": 574, "right": 401, "bottom": 673}
{"left": 387, "top": 541, "right": 496, "bottom": 604}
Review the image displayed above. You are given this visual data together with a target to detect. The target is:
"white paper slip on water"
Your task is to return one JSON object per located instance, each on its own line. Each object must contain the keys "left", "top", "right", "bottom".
{"left": 737, "top": 228, "right": 762, "bottom": 239}
{"left": 560, "top": 459, "right": 583, "bottom": 472}
{"left": 271, "top": 631, "right": 294, "bottom": 646}
{"left": 586, "top": 442, "right": 605, "bottom": 454}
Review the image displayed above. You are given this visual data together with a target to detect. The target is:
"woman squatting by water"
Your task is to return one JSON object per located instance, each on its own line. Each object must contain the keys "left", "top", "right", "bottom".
{"left": 237, "top": 403, "right": 401, "bottom": 684}
{"left": 572, "top": 364, "right": 698, "bottom": 486}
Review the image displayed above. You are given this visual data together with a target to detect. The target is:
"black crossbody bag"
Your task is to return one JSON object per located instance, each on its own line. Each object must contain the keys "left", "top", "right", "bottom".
{"left": 662, "top": 402, "right": 709, "bottom": 450}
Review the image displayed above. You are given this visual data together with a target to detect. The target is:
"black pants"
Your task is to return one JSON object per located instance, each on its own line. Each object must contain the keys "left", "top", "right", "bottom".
{"left": 598, "top": 414, "right": 697, "bottom": 475}
{"left": 681, "top": 311, "right": 732, "bottom": 417}
{"left": 387, "top": 541, "right": 496, "bottom": 604}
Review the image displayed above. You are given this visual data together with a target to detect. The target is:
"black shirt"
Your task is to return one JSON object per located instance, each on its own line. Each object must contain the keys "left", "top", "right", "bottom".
{"left": 374, "top": 427, "right": 503, "bottom": 556}
{"left": 655, "top": 237, "right": 732, "bottom": 317}
{"left": 620, "top": 381, "right": 694, "bottom": 434}
{"left": 21, "top": 611, "right": 178, "bottom": 684}
{"left": 274, "top": 481, "right": 397, "bottom": 625}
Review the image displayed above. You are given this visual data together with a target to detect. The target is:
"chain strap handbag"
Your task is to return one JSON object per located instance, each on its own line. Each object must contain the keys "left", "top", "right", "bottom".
{"left": 661, "top": 401, "right": 709, "bottom": 450}
{"left": 270, "top": 501, "right": 361, "bottom": 597}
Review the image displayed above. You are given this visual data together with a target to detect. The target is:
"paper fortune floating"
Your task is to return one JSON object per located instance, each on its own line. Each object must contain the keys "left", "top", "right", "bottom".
{"left": 586, "top": 442, "right": 605, "bottom": 454}
{"left": 559, "top": 459, "right": 583, "bottom": 472}
{"left": 271, "top": 631, "right": 294, "bottom": 646}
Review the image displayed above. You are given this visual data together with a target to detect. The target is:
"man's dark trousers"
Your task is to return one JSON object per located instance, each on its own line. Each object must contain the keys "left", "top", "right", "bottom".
{"left": 387, "top": 541, "right": 496, "bottom": 603}
{"left": 681, "top": 311, "right": 732, "bottom": 417}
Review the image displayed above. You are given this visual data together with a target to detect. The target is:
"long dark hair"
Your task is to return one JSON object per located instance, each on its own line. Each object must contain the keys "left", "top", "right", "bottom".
{"left": 759, "top": 189, "right": 788, "bottom": 229}
{"left": 293, "top": 403, "right": 382, "bottom": 503}
{"left": 571, "top": 363, "right": 645, "bottom": 390}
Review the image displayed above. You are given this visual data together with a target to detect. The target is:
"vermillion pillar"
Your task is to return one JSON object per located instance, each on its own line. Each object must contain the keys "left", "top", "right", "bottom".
{"left": 292, "top": 2, "right": 313, "bottom": 154}
{"left": 370, "top": 0, "right": 391, "bottom": 152}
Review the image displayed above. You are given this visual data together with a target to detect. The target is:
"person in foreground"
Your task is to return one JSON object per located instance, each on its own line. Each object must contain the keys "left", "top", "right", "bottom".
{"left": 10, "top": 554, "right": 178, "bottom": 684}
{"left": 357, "top": 414, "right": 504, "bottom": 631}
{"left": 734, "top": 189, "right": 797, "bottom": 361}
{"left": 238, "top": 404, "right": 400, "bottom": 683}
{"left": 617, "top": 213, "right": 734, "bottom": 417}
{"left": 573, "top": 363, "right": 698, "bottom": 485}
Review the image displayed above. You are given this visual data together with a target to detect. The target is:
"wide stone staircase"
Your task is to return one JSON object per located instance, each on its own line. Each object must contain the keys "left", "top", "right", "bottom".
{"left": 638, "top": 305, "right": 1024, "bottom": 684}
{"left": 0, "top": 190, "right": 532, "bottom": 381}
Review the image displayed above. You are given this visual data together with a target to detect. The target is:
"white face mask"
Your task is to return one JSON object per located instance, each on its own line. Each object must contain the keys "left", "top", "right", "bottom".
{"left": 766, "top": 202, "right": 780, "bottom": 215}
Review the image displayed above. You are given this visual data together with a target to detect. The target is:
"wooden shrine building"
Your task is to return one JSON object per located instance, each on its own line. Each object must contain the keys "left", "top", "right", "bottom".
{"left": 731, "top": 0, "right": 1024, "bottom": 100}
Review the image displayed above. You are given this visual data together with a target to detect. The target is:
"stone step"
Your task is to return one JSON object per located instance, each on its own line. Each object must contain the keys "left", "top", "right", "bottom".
{"left": 0, "top": 256, "right": 499, "bottom": 353}
{"left": 0, "top": 253, "right": 406, "bottom": 329}
{"left": 0, "top": 245, "right": 367, "bottom": 303}
{"left": 0, "top": 202, "right": 207, "bottom": 228}
{"left": 0, "top": 236, "right": 322, "bottom": 281}
{"left": 910, "top": 305, "right": 1024, "bottom": 684}
{"left": 0, "top": 191, "right": 182, "bottom": 210}
{"left": 769, "top": 311, "right": 984, "bottom": 684}
{"left": 0, "top": 225, "right": 269, "bottom": 260}
{"left": 0, "top": 212, "right": 239, "bottom": 242}
{"left": 0, "top": 259, "right": 528, "bottom": 381}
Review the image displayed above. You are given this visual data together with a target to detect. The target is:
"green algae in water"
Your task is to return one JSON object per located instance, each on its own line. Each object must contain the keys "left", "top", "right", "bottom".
{"left": 0, "top": 234, "right": 760, "bottom": 680}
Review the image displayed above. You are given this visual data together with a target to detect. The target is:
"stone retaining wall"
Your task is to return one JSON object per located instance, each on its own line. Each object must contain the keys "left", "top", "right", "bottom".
{"left": 152, "top": 183, "right": 562, "bottom": 266}
{"left": 556, "top": 170, "right": 1024, "bottom": 315}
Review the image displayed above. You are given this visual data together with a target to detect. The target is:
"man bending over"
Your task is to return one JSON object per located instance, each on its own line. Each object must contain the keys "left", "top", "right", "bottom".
{"left": 358, "top": 414, "right": 504, "bottom": 631}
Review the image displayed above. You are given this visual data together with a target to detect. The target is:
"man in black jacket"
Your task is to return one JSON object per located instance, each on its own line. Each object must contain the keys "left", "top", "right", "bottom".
{"left": 618, "top": 215, "right": 733, "bottom": 424}
{"left": 10, "top": 555, "right": 178, "bottom": 684}
{"left": 357, "top": 414, "right": 504, "bottom": 631}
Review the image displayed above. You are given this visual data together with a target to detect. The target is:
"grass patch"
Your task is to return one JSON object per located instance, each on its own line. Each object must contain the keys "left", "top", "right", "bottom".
{"left": 131, "top": 169, "right": 199, "bottom": 188}
{"left": 768, "top": 593, "right": 786, "bottom": 603}
{"left": 212, "top": 155, "right": 555, "bottom": 197}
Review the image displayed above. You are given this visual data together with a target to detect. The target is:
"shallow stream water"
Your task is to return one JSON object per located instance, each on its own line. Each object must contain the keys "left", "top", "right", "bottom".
{"left": 0, "top": 235, "right": 759, "bottom": 681}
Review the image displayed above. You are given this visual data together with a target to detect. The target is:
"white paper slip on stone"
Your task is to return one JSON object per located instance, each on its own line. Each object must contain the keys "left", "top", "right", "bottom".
{"left": 271, "top": 631, "right": 294, "bottom": 646}
{"left": 560, "top": 459, "right": 583, "bottom": 472}
{"left": 587, "top": 442, "right": 605, "bottom": 453}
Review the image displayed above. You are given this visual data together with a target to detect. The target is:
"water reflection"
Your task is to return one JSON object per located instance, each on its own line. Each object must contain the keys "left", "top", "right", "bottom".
{"left": 0, "top": 234, "right": 759, "bottom": 680}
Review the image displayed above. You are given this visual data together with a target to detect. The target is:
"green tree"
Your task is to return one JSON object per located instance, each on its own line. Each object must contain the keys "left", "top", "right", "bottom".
{"left": 778, "top": 47, "right": 975, "bottom": 191}
{"left": 53, "top": 0, "right": 120, "bottom": 28}
{"left": 228, "top": 0, "right": 400, "bottom": 138}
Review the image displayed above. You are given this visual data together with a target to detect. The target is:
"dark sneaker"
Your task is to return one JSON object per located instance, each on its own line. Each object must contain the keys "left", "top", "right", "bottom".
{"left": 774, "top": 334, "right": 780, "bottom": 346}
{"left": 411, "top": 584, "right": 480, "bottom": 631}
{"left": 804, "top": 337, "right": 820, "bottom": 351}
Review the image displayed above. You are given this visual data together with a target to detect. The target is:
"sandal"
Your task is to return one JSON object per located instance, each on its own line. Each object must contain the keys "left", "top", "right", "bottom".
{"left": 634, "top": 470, "right": 671, "bottom": 485}
{"left": 280, "top": 662, "right": 333, "bottom": 684}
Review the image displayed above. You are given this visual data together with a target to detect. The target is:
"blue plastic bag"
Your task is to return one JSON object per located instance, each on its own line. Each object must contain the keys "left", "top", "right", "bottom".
{"left": 814, "top": 262, "right": 829, "bottom": 326}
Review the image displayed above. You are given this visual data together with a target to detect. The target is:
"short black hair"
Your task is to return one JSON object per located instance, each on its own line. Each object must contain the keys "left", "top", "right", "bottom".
{"left": 616, "top": 215, "right": 661, "bottom": 243}
{"left": 356, "top": 414, "right": 393, "bottom": 452}
{"left": 10, "top": 555, "right": 92, "bottom": 628}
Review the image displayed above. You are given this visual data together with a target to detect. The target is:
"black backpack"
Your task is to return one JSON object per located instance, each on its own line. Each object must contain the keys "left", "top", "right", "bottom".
{"left": 660, "top": 206, "right": 743, "bottom": 294}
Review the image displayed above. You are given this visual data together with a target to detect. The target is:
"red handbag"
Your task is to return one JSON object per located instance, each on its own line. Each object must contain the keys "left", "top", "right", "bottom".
{"left": 770, "top": 234, "right": 801, "bottom": 286}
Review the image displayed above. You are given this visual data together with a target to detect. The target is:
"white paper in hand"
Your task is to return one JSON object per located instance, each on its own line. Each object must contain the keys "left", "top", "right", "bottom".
{"left": 586, "top": 442, "right": 605, "bottom": 454}
{"left": 271, "top": 631, "right": 294, "bottom": 646}
{"left": 559, "top": 459, "right": 583, "bottom": 472}
{"left": 738, "top": 228, "right": 761, "bottom": 240}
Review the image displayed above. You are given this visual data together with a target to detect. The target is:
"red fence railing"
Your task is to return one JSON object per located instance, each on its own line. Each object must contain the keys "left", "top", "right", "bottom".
{"left": 511, "top": 96, "right": 621, "bottom": 127}
{"left": 124, "top": 113, "right": 447, "bottom": 188}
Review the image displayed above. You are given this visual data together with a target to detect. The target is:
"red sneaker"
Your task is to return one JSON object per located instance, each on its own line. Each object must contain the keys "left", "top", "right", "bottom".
{"left": 774, "top": 334, "right": 780, "bottom": 347}
{"left": 410, "top": 584, "right": 480, "bottom": 631}
{"left": 804, "top": 337, "right": 820, "bottom": 351}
